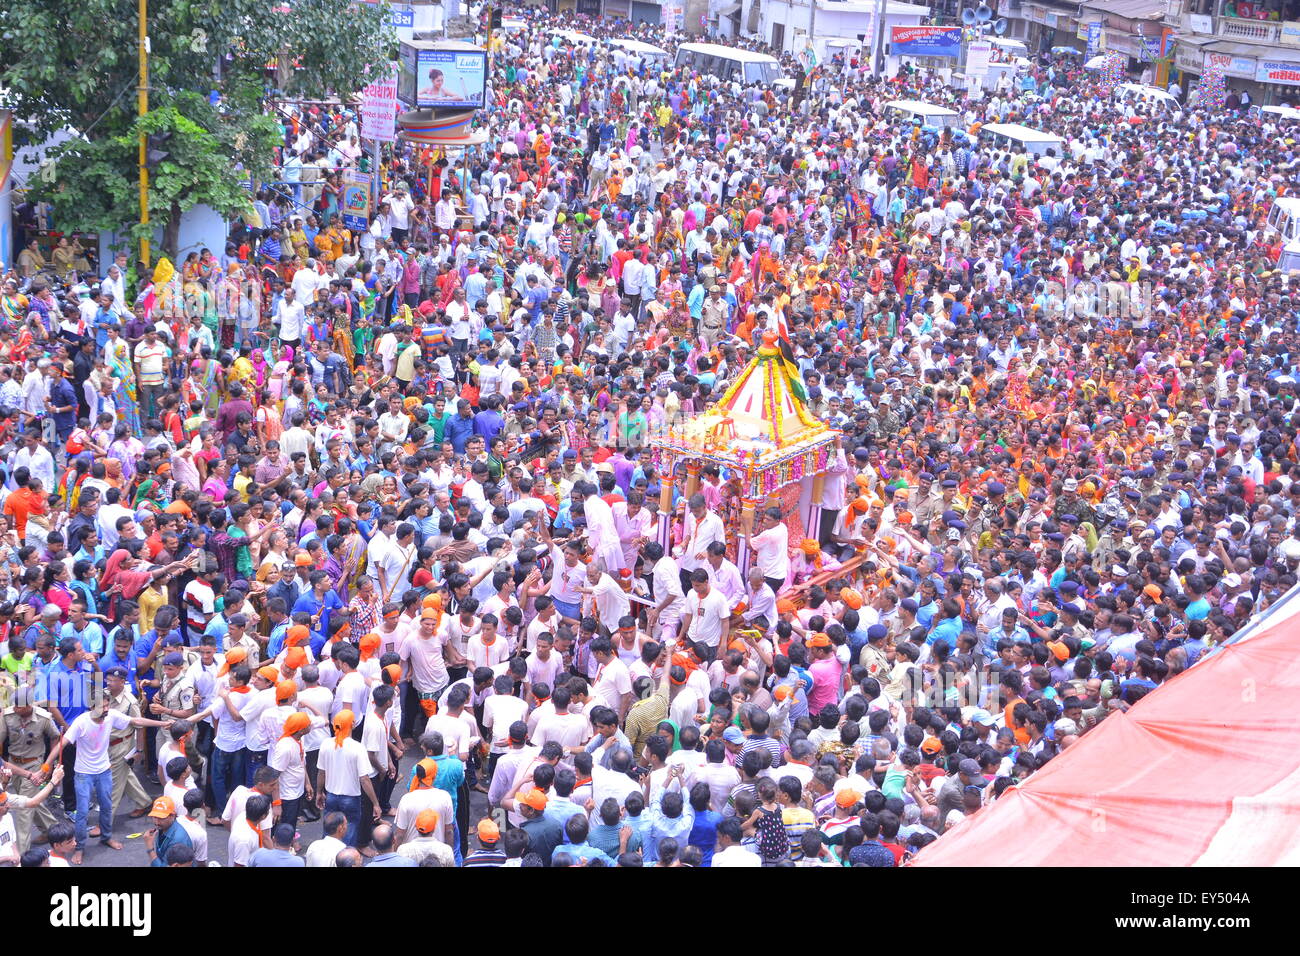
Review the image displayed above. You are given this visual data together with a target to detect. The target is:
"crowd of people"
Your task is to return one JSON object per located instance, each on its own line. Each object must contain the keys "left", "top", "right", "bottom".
{"left": 0, "top": 7, "right": 1298, "bottom": 868}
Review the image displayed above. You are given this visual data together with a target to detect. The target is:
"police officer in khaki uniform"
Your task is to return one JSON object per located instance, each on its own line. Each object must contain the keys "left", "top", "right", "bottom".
{"left": 858, "top": 624, "right": 891, "bottom": 682}
{"left": 0, "top": 686, "right": 66, "bottom": 853}
{"left": 104, "top": 666, "right": 152, "bottom": 819}
{"left": 149, "top": 652, "right": 197, "bottom": 763}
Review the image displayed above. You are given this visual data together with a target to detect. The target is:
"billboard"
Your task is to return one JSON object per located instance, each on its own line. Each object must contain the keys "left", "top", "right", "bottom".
{"left": 1256, "top": 59, "right": 1300, "bottom": 86}
{"left": 889, "top": 25, "right": 962, "bottom": 58}
{"left": 341, "top": 169, "right": 373, "bottom": 232}
{"left": 397, "top": 44, "right": 488, "bottom": 110}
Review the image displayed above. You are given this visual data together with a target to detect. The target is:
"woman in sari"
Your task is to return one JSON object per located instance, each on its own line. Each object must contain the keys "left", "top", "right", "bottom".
{"left": 109, "top": 424, "right": 145, "bottom": 484}
{"left": 100, "top": 545, "right": 193, "bottom": 617}
{"left": 216, "top": 263, "right": 243, "bottom": 351}
{"left": 181, "top": 252, "right": 202, "bottom": 285}
{"left": 105, "top": 335, "right": 142, "bottom": 435}
{"left": 132, "top": 465, "right": 168, "bottom": 514}
{"left": 238, "top": 264, "right": 263, "bottom": 347}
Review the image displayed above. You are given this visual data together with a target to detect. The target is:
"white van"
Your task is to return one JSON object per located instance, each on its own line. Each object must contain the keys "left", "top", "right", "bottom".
{"left": 1259, "top": 104, "right": 1300, "bottom": 124}
{"left": 673, "top": 42, "right": 782, "bottom": 85}
{"left": 885, "top": 100, "right": 961, "bottom": 129}
{"left": 1115, "top": 82, "right": 1180, "bottom": 112}
{"left": 606, "top": 37, "right": 670, "bottom": 64}
{"left": 979, "top": 122, "right": 1066, "bottom": 157}
{"left": 551, "top": 29, "right": 599, "bottom": 47}
{"left": 1268, "top": 197, "right": 1300, "bottom": 243}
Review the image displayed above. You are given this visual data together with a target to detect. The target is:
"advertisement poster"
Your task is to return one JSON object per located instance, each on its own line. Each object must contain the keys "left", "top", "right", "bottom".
{"left": 398, "top": 45, "right": 488, "bottom": 110}
{"left": 341, "top": 169, "right": 373, "bottom": 231}
{"left": 966, "top": 40, "right": 992, "bottom": 77}
{"left": 1087, "top": 22, "right": 1103, "bottom": 56}
{"left": 889, "top": 25, "right": 962, "bottom": 58}
{"left": 360, "top": 65, "right": 398, "bottom": 143}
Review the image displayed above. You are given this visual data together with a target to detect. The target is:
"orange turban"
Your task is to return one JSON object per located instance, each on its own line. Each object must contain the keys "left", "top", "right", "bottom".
{"left": 275, "top": 680, "right": 297, "bottom": 703}
{"left": 799, "top": 538, "right": 820, "bottom": 556}
{"left": 776, "top": 599, "right": 796, "bottom": 615}
{"left": 285, "top": 646, "right": 308, "bottom": 671}
{"left": 383, "top": 664, "right": 402, "bottom": 685}
{"left": 410, "top": 757, "right": 438, "bottom": 792}
{"left": 840, "top": 587, "right": 863, "bottom": 610}
{"left": 333, "top": 710, "right": 354, "bottom": 749}
{"left": 286, "top": 625, "right": 310, "bottom": 647}
{"left": 281, "top": 712, "right": 310, "bottom": 739}
{"left": 360, "top": 633, "right": 381, "bottom": 662}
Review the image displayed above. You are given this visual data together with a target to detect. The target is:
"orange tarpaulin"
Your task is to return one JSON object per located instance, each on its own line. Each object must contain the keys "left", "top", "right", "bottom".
{"left": 913, "top": 605, "right": 1300, "bottom": 867}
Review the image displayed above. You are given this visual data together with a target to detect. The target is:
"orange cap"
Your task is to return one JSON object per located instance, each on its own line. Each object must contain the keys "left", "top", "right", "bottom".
{"left": 477, "top": 818, "right": 501, "bottom": 842}
{"left": 257, "top": 665, "right": 280, "bottom": 684}
{"left": 835, "top": 789, "right": 862, "bottom": 809}
{"left": 808, "top": 633, "right": 832, "bottom": 649}
{"left": 920, "top": 736, "right": 943, "bottom": 755}
{"left": 415, "top": 809, "right": 440, "bottom": 834}
{"left": 384, "top": 663, "right": 402, "bottom": 685}
{"left": 840, "top": 587, "right": 863, "bottom": 609}
{"left": 294, "top": 552, "right": 314, "bottom": 567}
{"left": 896, "top": 510, "right": 914, "bottom": 524}
{"left": 148, "top": 796, "right": 177, "bottom": 819}
{"left": 217, "top": 647, "right": 247, "bottom": 677}
{"left": 519, "top": 788, "right": 548, "bottom": 811}
{"left": 275, "top": 680, "right": 297, "bottom": 702}
{"left": 421, "top": 607, "right": 440, "bottom": 620}
{"left": 776, "top": 599, "right": 796, "bottom": 615}
{"left": 773, "top": 684, "right": 793, "bottom": 702}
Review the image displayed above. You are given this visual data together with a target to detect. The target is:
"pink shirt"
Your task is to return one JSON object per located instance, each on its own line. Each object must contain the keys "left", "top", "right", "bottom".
{"left": 806, "top": 657, "right": 843, "bottom": 713}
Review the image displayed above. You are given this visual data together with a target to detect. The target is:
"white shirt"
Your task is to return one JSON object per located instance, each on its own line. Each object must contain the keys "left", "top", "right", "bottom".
{"left": 678, "top": 512, "right": 726, "bottom": 572}
{"left": 317, "top": 736, "right": 371, "bottom": 797}
{"left": 64, "top": 710, "right": 132, "bottom": 774}
{"left": 394, "top": 787, "right": 454, "bottom": 844}
{"left": 304, "top": 834, "right": 346, "bottom": 867}
{"left": 683, "top": 587, "right": 730, "bottom": 649}
{"left": 593, "top": 656, "right": 633, "bottom": 714}
{"left": 751, "top": 523, "right": 790, "bottom": 581}
{"left": 275, "top": 298, "right": 307, "bottom": 342}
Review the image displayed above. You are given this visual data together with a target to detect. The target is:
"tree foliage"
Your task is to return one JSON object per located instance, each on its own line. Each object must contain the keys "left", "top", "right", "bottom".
{"left": 0, "top": 0, "right": 396, "bottom": 253}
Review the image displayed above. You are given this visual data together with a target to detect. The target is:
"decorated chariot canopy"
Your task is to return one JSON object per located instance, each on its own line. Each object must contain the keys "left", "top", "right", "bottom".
{"left": 649, "top": 334, "right": 841, "bottom": 500}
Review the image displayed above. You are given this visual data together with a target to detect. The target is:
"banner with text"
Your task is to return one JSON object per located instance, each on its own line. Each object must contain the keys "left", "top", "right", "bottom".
{"left": 360, "top": 64, "right": 399, "bottom": 143}
{"left": 890, "top": 25, "right": 962, "bottom": 59}
{"left": 1257, "top": 59, "right": 1300, "bottom": 86}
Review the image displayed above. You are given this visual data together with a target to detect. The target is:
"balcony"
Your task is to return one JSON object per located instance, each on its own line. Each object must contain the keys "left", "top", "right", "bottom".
{"left": 1182, "top": 12, "right": 1282, "bottom": 41}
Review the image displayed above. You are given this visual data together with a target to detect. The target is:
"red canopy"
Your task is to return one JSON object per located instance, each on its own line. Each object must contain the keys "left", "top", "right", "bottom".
{"left": 913, "top": 614, "right": 1300, "bottom": 867}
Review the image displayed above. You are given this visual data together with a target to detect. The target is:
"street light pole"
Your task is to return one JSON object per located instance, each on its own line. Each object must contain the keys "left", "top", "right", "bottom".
{"left": 138, "top": 0, "right": 150, "bottom": 268}
{"left": 873, "top": 0, "right": 888, "bottom": 76}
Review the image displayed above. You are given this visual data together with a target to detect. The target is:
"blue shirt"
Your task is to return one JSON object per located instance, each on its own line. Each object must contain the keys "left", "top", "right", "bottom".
{"left": 100, "top": 646, "right": 140, "bottom": 692}
{"left": 445, "top": 414, "right": 475, "bottom": 454}
{"left": 292, "top": 590, "right": 344, "bottom": 646}
{"left": 365, "top": 852, "right": 417, "bottom": 867}
{"left": 61, "top": 622, "right": 107, "bottom": 657}
{"left": 44, "top": 659, "right": 93, "bottom": 725}
{"left": 151, "top": 821, "right": 194, "bottom": 867}
{"left": 552, "top": 841, "right": 615, "bottom": 866}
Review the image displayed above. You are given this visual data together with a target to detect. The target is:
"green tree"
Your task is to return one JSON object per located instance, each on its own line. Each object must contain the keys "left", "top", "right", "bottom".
{"left": 0, "top": 0, "right": 396, "bottom": 258}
